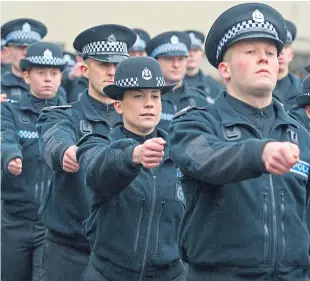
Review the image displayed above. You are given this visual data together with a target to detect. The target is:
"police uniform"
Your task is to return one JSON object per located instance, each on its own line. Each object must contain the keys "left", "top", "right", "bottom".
{"left": 76, "top": 56, "right": 186, "bottom": 281}
{"left": 273, "top": 20, "right": 302, "bottom": 111}
{"left": 1, "top": 38, "right": 11, "bottom": 77}
{"left": 1, "top": 42, "right": 67, "bottom": 281}
{"left": 36, "top": 24, "right": 136, "bottom": 281}
{"left": 145, "top": 31, "right": 208, "bottom": 132}
{"left": 168, "top": 3, "right": 310, "bottom": 281}
{"left": 128, "top": 28, "right": 151, "bottom": 54}
{"left": 184, "top": 30, "right": 225, "bottom": 102}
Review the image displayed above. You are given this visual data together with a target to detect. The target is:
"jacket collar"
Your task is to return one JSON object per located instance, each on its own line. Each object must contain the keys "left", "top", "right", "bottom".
{"left": 2, "top": 72, "right": 29, "bottom": 91}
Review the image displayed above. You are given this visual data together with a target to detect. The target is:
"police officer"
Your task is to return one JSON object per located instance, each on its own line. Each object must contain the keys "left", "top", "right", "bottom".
{"left": 289, "top": 74, "right": 310, "bottom": 131}
{"left": 184, "top": 30, "right": 224, "bottom": 103}
{"left": 1, "top": 41, "right": 67, "bottom": 281}
{"left": 168, "top": 3, "right": 310, "bottom": 280}
{"left": 128, "top": 28, "right": 151, "bottom": 57}
{"left": 36, "top": 24, "right": 136, "bottom": 281}
{"left": 273, "top": 19, "right": 302, "bottom": 111}
{"left": 76, "top": 56, "right": 186, "bottom": 281}
{"left": 1, "top": 38, "right": 11, "bottom": 78}
{"left": 146, "top": 31, "right": 208, "bottom": 131}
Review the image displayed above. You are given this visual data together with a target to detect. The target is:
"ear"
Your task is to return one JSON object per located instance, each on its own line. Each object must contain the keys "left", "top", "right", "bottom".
{"left": 23, "top": 71, "right": 30, "bottom": 85}
{"left": 81, "top": 62, "right": 89, "bottom": 79}
{"left": 114, "top": 100, "right": 123, "bottom": 115}
{"left": 218, "top": 61, "right": 231, "bottom": 80}
{"left": 305, "top": 105, "right": 310, "bottom": 119}
{"left": 3, "top": 47, "right": 10, "bottom": 58}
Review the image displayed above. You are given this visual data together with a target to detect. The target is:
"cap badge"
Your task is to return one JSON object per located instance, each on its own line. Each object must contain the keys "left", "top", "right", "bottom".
{"left": 252, "top": 9, "right": 265, "bottom": 23}
{"left": 189, "top": 32, "right": 196, "bottom": 41}
{"left": 108, "top": 34, "right": 116, "bottom": 45}
{"left": 170, "top": 35, "right": 179, "bottom": 45}
{"left": 44, "top": 49, "right": 53, "bottom": 58}
{"left": 63, "top": 54, "right": 71, "bottom": 62}
{"left": 22, "top": 22, "right": 31, "bottom": 32}
{"left": 142, "top": 67, "right": 152, "bottom": 80}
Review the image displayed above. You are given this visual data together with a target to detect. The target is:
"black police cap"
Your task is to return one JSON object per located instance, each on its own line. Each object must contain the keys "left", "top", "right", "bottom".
{"left": 184, "top": 30, "right": 205, "bottom": 50}
{"left": 1, "top": 18, "right": 47, "bottom": 47}
{"left": 73, "top": 24, "right": 137, "bottom": 64}
{"left": 145, "top": 31, "right": 191, "bottom": 58}
{"left": 285, "top": 20, "right": 297, "bottom": 44}
{"left": 20, "top": 42, "right": 67, "bottom": 72}
{"left": 63, "top": 51, "right": 77, "bottom": 67}
{"left": 296, "top": 74, "right": 310, "bottom": 108}
{"left": 205, "top": 3, "right": 287, "bottom": 68}
{"left": 129, "top": 28, "right": 151, "bottom": 52}
{"left": 103, "top": 56, "right": 175, "bottom": 100}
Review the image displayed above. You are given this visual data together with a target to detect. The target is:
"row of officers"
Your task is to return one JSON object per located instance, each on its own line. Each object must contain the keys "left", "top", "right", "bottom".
{"left": 2, "top": 2, "right": 310, "bottom": 281}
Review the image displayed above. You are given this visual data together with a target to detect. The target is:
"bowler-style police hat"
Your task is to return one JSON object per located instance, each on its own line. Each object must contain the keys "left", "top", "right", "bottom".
{"left": 296, "top": 75, "right": 310, "bottom": 108}
{"left": 1, "top": 18, "right": 47, "bottom": 47}
{"left": 205, "top": 3, "right": 287, "bottom": 68}
{"left": 63, "top": 51, "right": 77, "bottom": 67}
{"left": 20, "top": 42, "right": 67, "bottom": 72}
{"left": 73, "top": 24, "right": 137, "bottom": 63}
{"left": 129, "top": 29, "right": 151, "bottom": 52}
{"left": 103, "top": 56, "right": 175, "bottom": 100}
{"left": 184, "top": 30, "right": 205, "bottom": 50}
{"left": 285, "top": 20, "right": 297, "bottom": 44}
{"left": 146, "top": 31, "right": 191, "bottom": 58}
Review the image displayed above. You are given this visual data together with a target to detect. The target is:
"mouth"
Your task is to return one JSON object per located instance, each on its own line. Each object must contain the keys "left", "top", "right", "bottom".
{"left": 140, "top": 113, "right": 155, "bottom": 117}
{"left": 256, "top": 69, "right": 270, "bottom": 74}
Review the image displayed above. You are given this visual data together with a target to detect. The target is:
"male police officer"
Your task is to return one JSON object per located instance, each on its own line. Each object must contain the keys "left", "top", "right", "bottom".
{"left": 128, "top": 28, "right": 151, "bottom": 57}
{"left": 273, "top": 19, "right": 302, "bottom": 111}
{"left": 1, "top": 19, "right": 47, "bottom": 102}
{"left": 77, "top": 56, "right": 186, "bottom": 281}
{"left": 37, "top": 24, "right": 136, "bottom": 281}
{"left": 1, "top": 38, "right": 11, "bottom": 78}
{"left": 184, "top": 30, "right": 224, "bottom": 103}
{"left": 168, "top": 3, "right": 310, "bottom": 280}
{"left": 146, "top": 31, "right": 208, "bottom": 131}
{"left": 1, "top": 41, "right": 67, "bottom": 281}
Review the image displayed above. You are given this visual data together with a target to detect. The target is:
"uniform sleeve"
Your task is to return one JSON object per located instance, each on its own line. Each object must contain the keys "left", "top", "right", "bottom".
{"left": 37, "top": 108, "right": 77, "bottom": 171}
{"left": 168, "top": 110, "right": 271, "bottom": 185}
{"left": 1, "top": 103, "right": 23, "bottom": 174}
{"left": 77, "top": 134, "right": 142, "bottom": 203}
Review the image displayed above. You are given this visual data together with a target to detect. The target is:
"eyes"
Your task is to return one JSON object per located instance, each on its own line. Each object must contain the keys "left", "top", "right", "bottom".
{"left": 134, "top": 94, "right": 160, "bottom": 100}
{"left": 245, "top": 49, "right": 276, "bottom": 56}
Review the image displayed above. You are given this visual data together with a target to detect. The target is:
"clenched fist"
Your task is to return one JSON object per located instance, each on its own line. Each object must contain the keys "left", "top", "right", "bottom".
{"left": 262, "top": 142, "right": 300, "bottom": 175}
{"left": 8, "top": 158, "right": 22, "bottom": 176}
{"left": 1, "top": 93, "right": 7, "bottom": 103}
{"left": 132, "top": 138, "right": 166, "bottom": 169}
{"left": 62, "top": 145, "right": 80, "bottom": 173}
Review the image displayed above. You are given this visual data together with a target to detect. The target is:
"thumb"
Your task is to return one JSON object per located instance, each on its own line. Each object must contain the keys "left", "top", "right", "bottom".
{"left": 15, "top": 158, "right": 22, "bottom": 164}
{"left": 152, "top": 137, "right": 166, "bottom": 146}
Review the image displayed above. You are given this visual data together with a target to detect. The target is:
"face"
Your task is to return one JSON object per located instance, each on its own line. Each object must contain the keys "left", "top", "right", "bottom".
{"left": 187, "top": 48, "right": 204, "bottom": 70}
{"left": 305, "top": 105, "right": 310, "bottom": 119}
{"left": 24, "top": 67, "right": 62, "bottom": 98}
{"left": 82, "top": 58, "right": 117, "bottom": 96}
{"left": 219, "top": 39, "right": 279, "bottom": 96}
{"left": 5, "top": 45, "right": 27, "bottom": 71}
{"left": 157, "top": 56, "right": 187, "bottom": 84}
{"left": 129, "top": 51, "right": 147, "bottom": 57}
{"left": 278, "top": 44, "right": 294, "bottom": 75}
{"left": 114, "top": 89, "right": 162, "bottom": 135}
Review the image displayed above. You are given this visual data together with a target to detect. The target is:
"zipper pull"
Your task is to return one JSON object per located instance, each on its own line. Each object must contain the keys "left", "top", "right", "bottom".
{"left": 280, "top": 192, "right": 285, "bottom": 203}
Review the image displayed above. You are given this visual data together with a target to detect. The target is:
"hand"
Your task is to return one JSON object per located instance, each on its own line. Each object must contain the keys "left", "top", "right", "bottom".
{"left": 0, "top": 93, "right": 7, "bottom": 103}
{"left": 262, "top": 142, "right": 300, "bottom": 175}
{"left": 62, "top": 145, "right": 80, "bottom": 173}
{"left": 132, "top": 138, "right": 166, "bottom": 169}
{"left": 8, "top": 158, "right": 22, "bottom": 176}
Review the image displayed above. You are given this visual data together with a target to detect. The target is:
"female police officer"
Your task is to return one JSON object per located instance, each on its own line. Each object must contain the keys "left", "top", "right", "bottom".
{"left": 76, "top": 56, "right": 186, "bottom": 281}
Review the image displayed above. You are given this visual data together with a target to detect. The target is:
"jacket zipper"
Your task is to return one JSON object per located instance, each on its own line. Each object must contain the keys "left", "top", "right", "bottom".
{"left": 134, "top": 198, "right": 145, "bottom": 252}
{"left": 269, "top": 174, "right": 278, "bottom": 272}
{"left": 279, "top": 192, "right": 286, "bottom": 262}
{"left": 154, "top": 200, "right": 166, "bottom": 256}
{"left": 263, "top": 192, "right": 270, "bottom": 263}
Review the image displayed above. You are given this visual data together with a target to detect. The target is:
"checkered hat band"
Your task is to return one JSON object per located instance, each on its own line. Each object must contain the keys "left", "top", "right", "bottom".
{"left": 27, "top": 56, "right": 66, "bottom": 66}
{"left": 115, "top": 77, "right": 139, "bottom": 87}
{"left": 156, "top": 77, "right": 165, "bottom": 86}
{"left": 150, "top": 42, "right": 188, "bottom": 58}
{"left": 5, "top": 30, "right": 41, "bottom": 43}
{"left": 18, "top": 130, "right": 38, "bottom": 139}
{"left": 82, "top": 41, "right": 128, "bottom": 55}
{"left": 216, "top": 20, "right": 279, "bottom": 61}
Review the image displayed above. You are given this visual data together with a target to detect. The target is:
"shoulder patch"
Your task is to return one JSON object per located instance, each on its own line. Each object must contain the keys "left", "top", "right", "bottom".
{"left": 42, "top": 105, "right": 72, "bottom": 113}
{"left": 76, "top": 133, "right": 109, "bottom": 147}
{"left": 173, "top": 106, "right": 204, "bottom": 119}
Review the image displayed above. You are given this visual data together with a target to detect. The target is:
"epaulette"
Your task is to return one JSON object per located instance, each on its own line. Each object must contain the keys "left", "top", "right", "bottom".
{"left": 42, "top": 105, "right": 72, "bottom": 113}
{"left": 172, "top": 106, "right": 203, "bottom": 119}
{"left": 77, "top": 133, "right": 109, "bottom": 147}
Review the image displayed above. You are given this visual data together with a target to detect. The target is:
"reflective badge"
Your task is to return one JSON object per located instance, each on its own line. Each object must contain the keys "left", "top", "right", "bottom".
{"left": 142, "top": 67, "right": 152, "bottom": 80}
{"left": 44, "top": 49, "right": 53, "bottom": 58}
{"left": 23, "top": 22, "right": 31, "bottom": 32}
{"left": 108, "top": 34, "right": 116, "bottom": 46}
{"left": 176, "top": 167, "right": 184, "bottom": 178}
{"left": 252, "top": 9, "right": 265, "bottom": 23}
{"left": 170, "top": 35, "right": 179, "bottom": 45}
{"left": 175, "top": 184, "right": 185, "bottom": 204}
{"left": 290, "top": 160, "right": 310, "bottom": 179}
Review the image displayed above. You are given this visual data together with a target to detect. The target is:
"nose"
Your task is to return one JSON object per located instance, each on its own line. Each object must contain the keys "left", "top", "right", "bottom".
{"left": 107, "top": 63, "right": 117, "bottom": 76}
{"left": 144, "top": 94, "right": 154, "bottom": 108}
{"left": 258, "top": 50, "right": 268, "bottom": 64}
{"left": 44, "top": 72, "right": 52, "bottom": 82}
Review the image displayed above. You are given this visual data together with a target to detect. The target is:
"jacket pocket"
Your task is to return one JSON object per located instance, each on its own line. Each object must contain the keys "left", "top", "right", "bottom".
{"left": 154, "top": 200, "right": 166, "bottom": 256}
{"left": 263, "top": 192, "right": 270, "bottom": 263}
{"left": 134, "top": 198, "right": 145, "bottom": 252}
{"left": 279, "top": 191, "right": 286, "bottom": 262}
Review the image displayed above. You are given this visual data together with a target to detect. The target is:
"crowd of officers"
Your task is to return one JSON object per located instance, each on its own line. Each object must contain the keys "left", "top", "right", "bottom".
{"left": 2, "top": 2, "right": 310, "bottom": 281}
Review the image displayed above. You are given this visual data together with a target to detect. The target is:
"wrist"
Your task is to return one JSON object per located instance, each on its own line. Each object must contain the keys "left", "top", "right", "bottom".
{"left": 132, "top": 145, "right": 142, "bottom": 165}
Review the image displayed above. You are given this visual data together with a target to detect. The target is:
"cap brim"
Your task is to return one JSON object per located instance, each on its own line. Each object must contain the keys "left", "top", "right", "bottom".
{"left": 156, "top": 50, "right": 188, "bottom": 58}
{"left": 19, "top": 59, "right": 68, "bottom": 72}
{"left": 103, "top": 83, "right": 176, "bottom": 100}
{"left": 128, "top": 47, "right": 146, "bottom": 52}
{"left": 86, "top": 54, "right": 128, "bottom": 63}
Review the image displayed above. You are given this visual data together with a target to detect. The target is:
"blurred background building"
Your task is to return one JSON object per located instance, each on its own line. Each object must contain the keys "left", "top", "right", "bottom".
{"left": 2, "top": 1, "right": 310, "bottom": 80}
